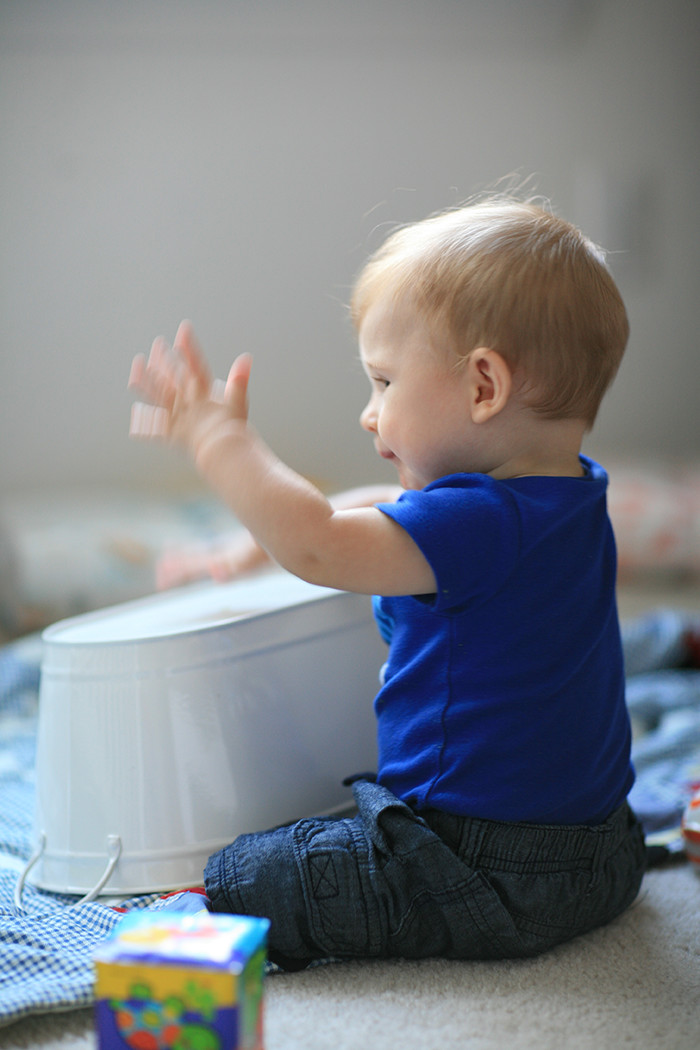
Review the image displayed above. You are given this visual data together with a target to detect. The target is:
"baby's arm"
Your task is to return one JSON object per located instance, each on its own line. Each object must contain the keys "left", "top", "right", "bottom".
{"left": 155, "top": 484, "right": 403, "bottom": 590}
{"left": 130, "top": 323, "right": 432, "bottom": 597}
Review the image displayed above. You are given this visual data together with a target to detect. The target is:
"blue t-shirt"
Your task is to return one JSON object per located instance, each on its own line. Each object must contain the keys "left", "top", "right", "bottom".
{"left": 373, "top": 456, "right": 634, "bottom": 826}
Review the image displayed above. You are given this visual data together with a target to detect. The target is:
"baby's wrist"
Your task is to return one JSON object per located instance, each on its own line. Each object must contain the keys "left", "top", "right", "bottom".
{"left": 193, "top": 418, "right": 252, "bottom": 476}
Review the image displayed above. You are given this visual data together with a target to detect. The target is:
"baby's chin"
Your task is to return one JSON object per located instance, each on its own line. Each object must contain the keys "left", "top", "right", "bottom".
{"left": 396, "top": 466, "right": 423, "bottom": 491}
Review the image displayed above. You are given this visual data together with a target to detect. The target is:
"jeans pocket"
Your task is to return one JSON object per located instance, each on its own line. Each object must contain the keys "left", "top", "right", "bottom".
{"left": 299, "top": 818, "right": 382, "bottom": 958}
{"left": 386, "top": 867, "right": 528, "bottom": 961}
{"left": 499, "top": 867, "right": 599, "bottom": 953}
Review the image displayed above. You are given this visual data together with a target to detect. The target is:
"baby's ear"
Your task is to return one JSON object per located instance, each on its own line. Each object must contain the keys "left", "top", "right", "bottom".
{"left": 466, "top": 348, "right": 512, "bottom": 423}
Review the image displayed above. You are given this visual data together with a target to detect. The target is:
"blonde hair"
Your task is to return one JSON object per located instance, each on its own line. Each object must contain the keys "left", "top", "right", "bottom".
{"left": 350, "top": 199, "right": 629, "bottom": 427}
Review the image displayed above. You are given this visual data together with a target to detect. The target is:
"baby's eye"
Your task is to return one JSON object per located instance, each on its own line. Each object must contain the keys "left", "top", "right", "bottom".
{"left": 373, "top": 377, "right": 390, "bottom": 390}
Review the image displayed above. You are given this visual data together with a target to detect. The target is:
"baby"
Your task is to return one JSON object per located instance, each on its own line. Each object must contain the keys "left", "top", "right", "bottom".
{"left": 129, "top": 197, "right": 646, "bottom": 968}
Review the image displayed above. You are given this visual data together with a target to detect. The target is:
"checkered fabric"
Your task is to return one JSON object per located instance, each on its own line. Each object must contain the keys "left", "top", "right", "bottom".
{"left": 0, "top": 870, "right": 125, "bottom": 1025}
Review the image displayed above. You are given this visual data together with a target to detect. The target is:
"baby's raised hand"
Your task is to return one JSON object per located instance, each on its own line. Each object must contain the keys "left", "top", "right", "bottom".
{"left": 129, "top": 321, "right": 252, "bottom": 463}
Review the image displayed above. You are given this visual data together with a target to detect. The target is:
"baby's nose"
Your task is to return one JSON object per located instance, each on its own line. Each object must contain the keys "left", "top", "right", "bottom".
{"left": 360, "top": 402, "right": 376, "bottom": 432}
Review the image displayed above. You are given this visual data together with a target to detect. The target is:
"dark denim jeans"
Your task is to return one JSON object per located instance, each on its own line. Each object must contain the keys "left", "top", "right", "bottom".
{"left": 204, "top": 780, "right": 646, "bottom": 970}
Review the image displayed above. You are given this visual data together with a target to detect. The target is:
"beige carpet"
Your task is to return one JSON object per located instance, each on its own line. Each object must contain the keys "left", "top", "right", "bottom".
{"left": 2, "top": 862, "right": 698, "bottom": 1050}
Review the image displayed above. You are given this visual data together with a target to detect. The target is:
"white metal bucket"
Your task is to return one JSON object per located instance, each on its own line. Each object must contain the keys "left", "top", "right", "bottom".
{"left": 25, "top": 571, "right": 384, "bottom": 899}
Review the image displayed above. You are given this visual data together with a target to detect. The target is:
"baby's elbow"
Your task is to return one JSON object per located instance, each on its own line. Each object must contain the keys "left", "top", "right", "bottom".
{"left": 283, "top": 542, "right": 351, "bottom": 591}
{"left": 281, "top": 548, "right": 330, "bottom": 588}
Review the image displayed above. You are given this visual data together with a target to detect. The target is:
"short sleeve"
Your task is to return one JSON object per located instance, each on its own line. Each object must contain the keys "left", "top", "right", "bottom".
{"left": 376, "top": 475, "right": 522, "bottom": 612}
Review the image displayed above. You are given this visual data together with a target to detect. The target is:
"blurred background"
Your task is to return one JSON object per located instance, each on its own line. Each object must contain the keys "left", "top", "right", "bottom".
{"left": 1, "top": 0, "right": 698, "bottom": 500}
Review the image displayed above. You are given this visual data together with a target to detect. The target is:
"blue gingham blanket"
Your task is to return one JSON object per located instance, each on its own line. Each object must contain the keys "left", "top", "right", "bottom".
{"left": 1, "top": 611, "right": 699, "bottom": 1027}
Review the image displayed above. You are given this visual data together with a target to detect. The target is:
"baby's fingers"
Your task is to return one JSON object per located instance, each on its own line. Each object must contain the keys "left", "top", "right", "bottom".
{"left": 174, "top": 320, "right": 211, "bottom": 393}
{"left": 128, "top": 353, "right": 147, "bottom": 391}
{"left": 128, "top": 339, "right": 177, "bottom": 410}
{"left": 225, "top": 353, "right": 253, "bottom": 421}
{"left": 130, "top": 401, "right": 170, "bottom": 439}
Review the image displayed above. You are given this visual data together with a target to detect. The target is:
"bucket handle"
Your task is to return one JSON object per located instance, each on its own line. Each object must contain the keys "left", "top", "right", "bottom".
{"left": 14, "top": 833, "right": 123, "bottom": 913}
{"left": 13, "top": 832, "right": 46, "bottom": 913}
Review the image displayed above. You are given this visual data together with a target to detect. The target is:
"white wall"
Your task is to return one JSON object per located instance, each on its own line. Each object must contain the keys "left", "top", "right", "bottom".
{"left": 1, "top": 0, "right": 698, "bottom": 497}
